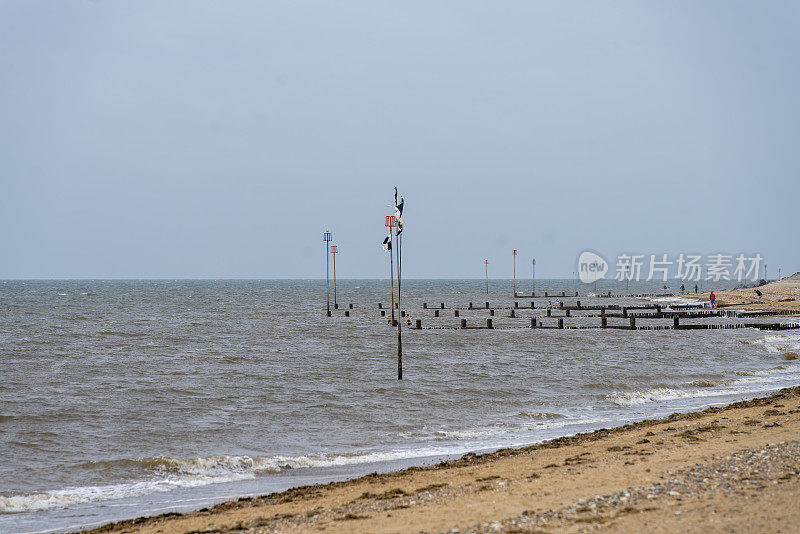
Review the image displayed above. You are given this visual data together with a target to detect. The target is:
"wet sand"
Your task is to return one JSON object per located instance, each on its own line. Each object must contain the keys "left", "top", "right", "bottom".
{"left": 86, "top": 386, "right": 800, "bottom": 533}
{"left": 688, "top": 272, "right": 800, "bottom": 313}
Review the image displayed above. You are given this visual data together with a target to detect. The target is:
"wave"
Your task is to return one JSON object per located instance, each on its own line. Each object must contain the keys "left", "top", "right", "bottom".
{"left": 648, "top": 296, "right": 701, "bottom": 305}
{"left": 605, "top": 387, "right": 694, "bottom": 407}
{"left": 435, "top": 428, "right": 513, "bottom": 440}
{"left": 743, "top": 332, "right": 800, "bottom": 354}
{"left": 690, "top": 379, "right": 735, "bottom": 388}
{"left": 0, "top": 448, "right": 457, "bottom": 514}
{"left": 516, "top": 411, "right": 565, "bottom": 420}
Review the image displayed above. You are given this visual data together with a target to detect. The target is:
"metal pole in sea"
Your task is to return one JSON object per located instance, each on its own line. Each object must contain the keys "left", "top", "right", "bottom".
{"left": 513, "top": 249, "right": 517, "bottom": 297}
{"left": 485, "top": 259, "right": 489, "bottom": 294}
{"left": 331, "top": 245, "right": 338, "bottom": 308}
{"left": 393, "top": 186, "right": 403, "bottom": 381}
{"left": 323, "top": 231, "right": 332, "bottom": 316}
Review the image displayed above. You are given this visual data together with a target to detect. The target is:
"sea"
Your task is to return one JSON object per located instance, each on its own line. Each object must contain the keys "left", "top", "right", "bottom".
{"left": 2, "top": 279, "right": 799, "bottom": 533}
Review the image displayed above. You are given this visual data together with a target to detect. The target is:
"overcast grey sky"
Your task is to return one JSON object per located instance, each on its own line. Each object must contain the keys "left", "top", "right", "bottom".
{"left": 1, "top": 1, "right": 798, "bottom": 279}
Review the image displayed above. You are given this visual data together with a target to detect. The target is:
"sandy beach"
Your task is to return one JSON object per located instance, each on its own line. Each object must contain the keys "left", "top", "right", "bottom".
{"left": 86, "top": 386, "right": 800, "bottom": 534}
{"left": 687, "top": 273, "right": 800, "bottom": 313}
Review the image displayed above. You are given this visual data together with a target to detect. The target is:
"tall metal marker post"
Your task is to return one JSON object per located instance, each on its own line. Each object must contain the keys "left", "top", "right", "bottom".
{"left": 323, "top": 231, "right": 332, "bottom": 316}
{"left": 331, "top": 245, "right": 338, "bottom": 308}
{"left": 393, "top": 188, "right": 404, "bottom": 381}
{"left": 532, "top": 258, "right": 536, "bottom": 294}
{"left": 485, "top": 259, "right": 489, "bottom": 294}
{"left": 513, "top": 249, "right": 517, "bottom": 296}
{"left": 385, "top": 215, "right": 396, "bottom": 326}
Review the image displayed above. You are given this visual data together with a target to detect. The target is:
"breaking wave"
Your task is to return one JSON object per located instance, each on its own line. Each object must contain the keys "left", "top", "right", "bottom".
{"left": 0, "top": 449, "right": 454, "bottom": 514}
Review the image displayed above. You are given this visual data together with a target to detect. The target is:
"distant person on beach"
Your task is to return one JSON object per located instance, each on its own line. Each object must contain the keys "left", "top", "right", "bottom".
{"left": 710, "top": 291, "right": 716, "bottom": 308}
{"left": 755, "top": 289, "right": 763, "bottom": 302}
{"left": 680, "top": 284, "right": 685, "bottom": 294}
{"left": 694, "top": 284, "right": 698, "bottom": 293}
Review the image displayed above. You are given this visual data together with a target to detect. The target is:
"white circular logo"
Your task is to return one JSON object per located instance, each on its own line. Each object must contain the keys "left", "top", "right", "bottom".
{"left": 578, "top": 251, "right": 608, "bottom": 284}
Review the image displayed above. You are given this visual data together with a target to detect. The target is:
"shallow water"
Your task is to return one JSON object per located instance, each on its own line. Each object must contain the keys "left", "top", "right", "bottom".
{"left": 1, "top": 279, "right": 798, "bottom": 533}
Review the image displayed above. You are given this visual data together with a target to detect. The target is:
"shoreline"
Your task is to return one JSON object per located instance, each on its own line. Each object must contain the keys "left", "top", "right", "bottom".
{"left": 85, "top": 386, "right": 800, "bottom": 533}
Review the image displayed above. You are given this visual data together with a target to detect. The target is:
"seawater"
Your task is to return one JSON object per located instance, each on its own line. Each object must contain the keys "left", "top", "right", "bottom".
{"left": 1, "top": 279, "right": 798, "bottom": 533}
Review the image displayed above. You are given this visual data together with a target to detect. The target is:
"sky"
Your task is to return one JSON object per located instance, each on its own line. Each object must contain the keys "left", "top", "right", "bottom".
{"left": 1, "top": 1, "right": 799, "bottom": 279}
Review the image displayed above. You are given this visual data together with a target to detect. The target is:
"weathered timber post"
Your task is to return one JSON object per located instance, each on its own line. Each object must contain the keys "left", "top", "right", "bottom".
{"left": 461, "top": 318, "right": 467, "bottom": 328}
{"left": 487, "top": 318, "right": 493, "bottom": 329}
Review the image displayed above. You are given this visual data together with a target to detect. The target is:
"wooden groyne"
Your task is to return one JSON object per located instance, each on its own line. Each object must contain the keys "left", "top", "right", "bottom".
{"left": 370, "top": 300, "right": 800, "bottom": 332}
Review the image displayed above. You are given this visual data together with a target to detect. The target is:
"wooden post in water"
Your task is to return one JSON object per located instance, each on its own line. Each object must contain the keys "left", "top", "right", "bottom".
{"left": 434, "top": 309, "right": 439, "bottom": 317}
{"left": 487, "top": 318, "right": 493, "bottom": 329}
{"left": 558, "top": 318, "right": 564, "bottom": 329}
{"left": 323, "top": 230, "right": 332, "bottom": 316}
{"left": 461, "top": 318, "right": 467, "bottom": 328}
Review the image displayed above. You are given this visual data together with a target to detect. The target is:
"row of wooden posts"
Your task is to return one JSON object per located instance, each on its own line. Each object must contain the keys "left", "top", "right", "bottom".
{"left": 370, "top": 301, "right": 800, "bottom": 331}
